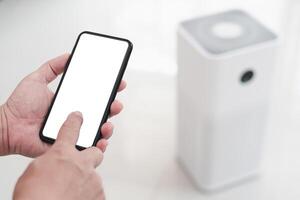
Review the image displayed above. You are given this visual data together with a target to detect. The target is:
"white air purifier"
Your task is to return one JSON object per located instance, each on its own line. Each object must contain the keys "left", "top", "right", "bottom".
{"left": 177, "top": 10, "right": 278, "bottom": 191}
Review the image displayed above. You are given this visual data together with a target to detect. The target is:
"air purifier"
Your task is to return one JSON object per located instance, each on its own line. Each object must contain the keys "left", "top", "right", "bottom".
{"left": 177, "top": 10, "right": 278, "bottom": 191}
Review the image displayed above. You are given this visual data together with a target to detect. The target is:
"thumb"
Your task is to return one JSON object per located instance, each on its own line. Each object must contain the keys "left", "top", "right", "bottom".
{"left": 33, "top": 53, "right": 70, "bottom": 84}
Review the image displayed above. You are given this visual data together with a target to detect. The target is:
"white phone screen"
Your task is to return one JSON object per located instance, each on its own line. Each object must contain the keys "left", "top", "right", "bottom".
{"left": 42, "top": 32, "right": 130, "bottom": 148}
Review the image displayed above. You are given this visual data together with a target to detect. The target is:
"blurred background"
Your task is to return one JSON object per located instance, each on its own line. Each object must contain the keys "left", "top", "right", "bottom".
{"left": 1, "top": 0, "right": 300, "bottom": 199}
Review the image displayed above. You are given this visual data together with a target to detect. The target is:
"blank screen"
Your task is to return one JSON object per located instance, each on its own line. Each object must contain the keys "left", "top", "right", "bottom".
{"left": 42, "top": 33, "right": 130, "bottom": 148}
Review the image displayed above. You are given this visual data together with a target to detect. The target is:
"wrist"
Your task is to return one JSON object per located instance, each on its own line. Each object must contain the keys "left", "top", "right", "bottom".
{"left": 0, "top": 104, "right": 10, "bottom": 155}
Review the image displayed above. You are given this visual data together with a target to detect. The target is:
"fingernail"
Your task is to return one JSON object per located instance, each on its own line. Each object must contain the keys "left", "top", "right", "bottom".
{"left": 72, "top": 111, "right": 83, "bottom": 119}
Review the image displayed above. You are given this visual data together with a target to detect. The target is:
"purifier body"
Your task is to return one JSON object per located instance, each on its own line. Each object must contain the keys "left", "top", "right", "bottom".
{"left": 177, "top": 10, "right": 278, "bottom": 191}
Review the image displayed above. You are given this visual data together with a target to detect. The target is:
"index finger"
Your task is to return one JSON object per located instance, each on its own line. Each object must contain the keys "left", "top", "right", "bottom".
{"left": 56, "top": 112, "right": 83, "bottom": 145}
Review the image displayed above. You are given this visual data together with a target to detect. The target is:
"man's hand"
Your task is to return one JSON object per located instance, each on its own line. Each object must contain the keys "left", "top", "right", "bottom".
{"left": 0, "top": 54, "right": 126, "bottom": 157}
{"left": 13, "top": 112, "right": 106, "bottom": 200}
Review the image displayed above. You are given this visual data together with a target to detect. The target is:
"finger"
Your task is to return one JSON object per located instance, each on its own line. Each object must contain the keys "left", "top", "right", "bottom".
{"left": 56, "top": 112, "right": 83, "bottom": 145}
{"left": 81, "top": 147, "right": 103, "bottom": 168}
{"left": 109, "top": 100, "right": 123, "bottom": 117}
{"left": 35, "top": 53, "right": 70, "bottom": 83}
{"left": 101, "top": 122, "right": 114, "bottom": 139}
{"left": 96, "top": 139, "right": 108, "bottom": 152}
{"left": 118, "top": 80, "right": 127, "bottom": 92}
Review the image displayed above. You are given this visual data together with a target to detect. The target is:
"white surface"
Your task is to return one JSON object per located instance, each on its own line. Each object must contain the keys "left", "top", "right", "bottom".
{"left": 0, "top": 0, "right": 285, "bottom": 92}
{"left": 43, "top": 33, "right": 130, "bottom": 147}
{"left": 0, "top": 70, "right": 299, "bottom": 199}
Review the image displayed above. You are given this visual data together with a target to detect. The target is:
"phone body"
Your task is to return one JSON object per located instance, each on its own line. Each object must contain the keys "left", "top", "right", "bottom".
{"left": 40, "top": 31, "right": 132, "bottom": 149}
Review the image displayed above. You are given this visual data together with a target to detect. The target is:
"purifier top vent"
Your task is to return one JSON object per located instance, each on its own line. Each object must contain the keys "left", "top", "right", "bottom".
{"left": 181, "top": 10, "right": 277, "bottom": 55}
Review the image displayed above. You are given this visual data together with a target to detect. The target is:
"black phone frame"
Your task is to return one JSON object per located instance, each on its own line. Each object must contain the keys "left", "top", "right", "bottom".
{"left": 39, "top": 31, "right": 133, "bottom": 150}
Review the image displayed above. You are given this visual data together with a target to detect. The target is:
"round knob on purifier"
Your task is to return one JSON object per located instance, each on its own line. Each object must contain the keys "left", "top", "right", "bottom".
{"left": 240, "top": 70, "right": 254, "bottom": 83}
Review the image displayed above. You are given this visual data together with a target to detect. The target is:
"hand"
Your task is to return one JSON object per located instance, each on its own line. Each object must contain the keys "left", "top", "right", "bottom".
{"left": 13, "top": 112, "right": 105, "bottom": 200}
{"left": 0, "top": 54, "right": 126, "bottom": 157}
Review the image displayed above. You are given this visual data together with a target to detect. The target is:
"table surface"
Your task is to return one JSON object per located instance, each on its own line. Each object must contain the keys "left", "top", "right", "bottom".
{"left": 1, "top": 70, "right": 300, "bottom": 200}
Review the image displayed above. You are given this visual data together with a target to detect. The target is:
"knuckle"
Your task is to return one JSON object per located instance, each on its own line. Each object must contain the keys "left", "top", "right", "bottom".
{"left": 53, "top": 140, "right": 65, "bottom": 148}
{"left": 73, "top": 162, "right": 92, "bottom": 178}
{"left": 80, "top": 156, "right": 91, "bottom": 166}
{"left": 61, "top": 121, "right": 74, "bottom": 131}
{"left": 52, "top": 152, "right": 86, "bottom": 176}
{"left": 81, "top": 148, "right": 103, "bottom": 167}
{"left": 53, "top": 147, "right": 65, "bottom": 157}
{"left": 86, "top": 167, "right": 96, "bottom": 177}
{"left": 92, "top": 147, "right": 103, "bottom": 156}
{"left": 92, "top": 148, "right": 104, "bottom": 164}
{"left": 52, "top": 143, "right": 70, "bottom": 157}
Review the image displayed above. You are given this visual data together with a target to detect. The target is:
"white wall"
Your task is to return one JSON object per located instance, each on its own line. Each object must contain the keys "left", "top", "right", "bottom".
{"left": 0, "top": 0, "right": 110, "bottom": 102}
{"left": 0, "top": 0, "right": 285, "bottom": 102}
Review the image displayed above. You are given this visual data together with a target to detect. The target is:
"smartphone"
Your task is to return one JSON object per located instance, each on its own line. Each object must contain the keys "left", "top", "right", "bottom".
{"left": 40, "top": 31, "right": 132, "bottom": 149}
